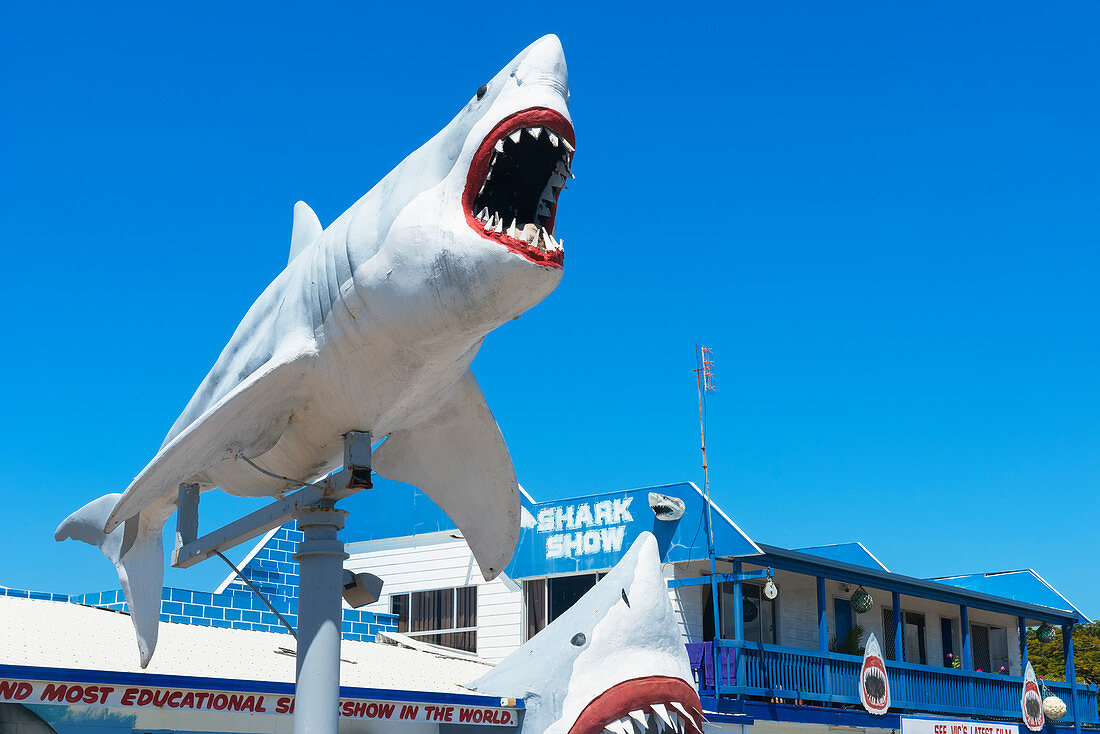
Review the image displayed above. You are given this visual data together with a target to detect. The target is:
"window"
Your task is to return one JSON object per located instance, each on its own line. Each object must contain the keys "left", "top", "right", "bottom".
{"left": 737, "top": 584, "right": 777, "bottom": 644}
{"left": 970, "top": 623, "right": 1009, "bottom": 673}
{"left": 522, "top": 573, "right": 603, "bottom": 639}
{"left": 702, "top": 583, "right": 777, "bottom": 644}
{"left": 883, "top": 608, "right": 927, "bottom": 664}
{"left": 389, "top": 586, "right": 477, "bottom": 652}
{"left": 524, "top": 580, "right": 546, "bottom": 641}
{"left": 941, "top": 617, "right": 957, "bottom": 667}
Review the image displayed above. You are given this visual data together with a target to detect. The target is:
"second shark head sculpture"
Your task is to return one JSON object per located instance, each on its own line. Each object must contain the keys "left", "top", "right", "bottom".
{"left": 470, "top": 533, "right": 704, "bottom": 734}
{"left": 55, "top": 35, "right": 574, "bottom": 667}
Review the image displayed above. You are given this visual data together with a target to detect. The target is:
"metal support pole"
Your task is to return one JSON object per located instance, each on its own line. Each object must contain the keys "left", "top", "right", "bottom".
{"left": 292, "top": 500, "right": 349, "bottom": 734}
{"left": 817, "top": 576, "right": 832, "bottom": 700}
{"left": 960, "top": 605, "right": 971, "bottom": 668}
{"left": 817, "top": 577, "right": 828, "bottom": 650}
{"left": 1018, "top": 616, "right": 1028, "bottom": 671}
{"left": 1063, "top": 623, "right": 1080, "bottom": 734}
{"left": 961, "top": 604, "right": 973, "bottom": 710}
{"left": 708, "top": 557, "right": 722, "bottom": 695}
{"left": 731, "top": 559, "right": 745, "bottom": 692}
{"left": 892, "top": 591, "right": 903, "bottom": 662}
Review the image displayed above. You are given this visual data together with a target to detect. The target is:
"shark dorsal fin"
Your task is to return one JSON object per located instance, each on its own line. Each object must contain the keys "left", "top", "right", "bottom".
{"left": 289, "top": 201, "right": 323, "bottom": 264}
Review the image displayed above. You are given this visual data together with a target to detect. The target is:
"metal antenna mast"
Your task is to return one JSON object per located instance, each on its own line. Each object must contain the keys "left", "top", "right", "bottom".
{"left": 694, "top": 345, "right": 722, "bottom": 688}
{"left": 695, "top": 344, "right": 717, "bottom": 546}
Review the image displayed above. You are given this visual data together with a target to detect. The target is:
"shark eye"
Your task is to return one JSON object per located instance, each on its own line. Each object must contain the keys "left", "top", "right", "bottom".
{"left": 476, "top": 84, "right": 488, "bottom": 100}
{"left": 621, "top": 589, "right": 630, "bottom": 607}
{"left": 571, "top": 633, "right": 586, "bottom": 647}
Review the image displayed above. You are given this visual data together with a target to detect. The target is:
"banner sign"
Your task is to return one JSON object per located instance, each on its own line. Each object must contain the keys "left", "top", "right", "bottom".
{"left": 0, "top": 678, "right": 519, "bottom": 727}
{"left": 1021, "top": 662, "right": 1044, "bottom": 732}
{"left": 504, "top": 483, "right": 761, "bottom": 579}
{"left": 901, "top": 719, "right": 1020, "bottom": 734}
{"left": 859, "top": 633, "right": 891, "bottom": 714}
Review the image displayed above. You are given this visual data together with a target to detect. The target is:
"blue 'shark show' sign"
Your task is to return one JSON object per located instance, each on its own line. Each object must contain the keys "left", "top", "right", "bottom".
{"left": 504, "top": 482, "right": 761, "bottom": 579}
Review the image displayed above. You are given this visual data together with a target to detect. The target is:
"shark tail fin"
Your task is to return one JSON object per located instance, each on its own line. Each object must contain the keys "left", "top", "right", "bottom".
{"left": 55, "top": 494, "right": 168, "bottom": 669}
{"left": 289, "top": 200, "right": 323, "bottom": 264}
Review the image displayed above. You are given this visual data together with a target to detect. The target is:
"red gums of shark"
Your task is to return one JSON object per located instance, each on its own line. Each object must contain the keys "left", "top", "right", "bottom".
{"left": 567, "top": 676, "right": 704, "bottom": 734}
{"left": 462, "top": 107, "right": 574, "bottom": 269}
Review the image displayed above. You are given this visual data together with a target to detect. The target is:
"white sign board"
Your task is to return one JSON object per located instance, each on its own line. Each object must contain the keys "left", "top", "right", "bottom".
{"left": 902, "top": 718, "right": 1021, "bottom": 734}
{"left": 0, "top": 678, "right": 519, "bottom": 727}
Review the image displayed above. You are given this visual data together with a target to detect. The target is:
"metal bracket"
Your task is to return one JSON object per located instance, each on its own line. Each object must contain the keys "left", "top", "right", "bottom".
{"left": 666, "top": 567, "right": 774, "bottom": 588}
{"left": 343, "top": 430, "right": 373, "bottom": 490}
{"left": 171, "top": 432, "right": 372, "bottom": 569}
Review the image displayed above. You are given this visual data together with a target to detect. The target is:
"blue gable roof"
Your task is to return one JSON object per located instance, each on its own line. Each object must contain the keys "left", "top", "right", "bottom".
{"left": 794, "top": 542, "right": 890, "bottom": 572}
{"left": 933, "top": 570, "right": 1092, "bottom": 623}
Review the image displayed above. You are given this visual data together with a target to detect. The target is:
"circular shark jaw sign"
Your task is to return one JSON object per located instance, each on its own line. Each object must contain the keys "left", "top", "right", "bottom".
{"left": 1022, "top": 662, "right": 1045, "bottom": 731}
{"left": 859, "top": 633, "right": 891, "bottom": 715}
{"left": 567, "top": 676, "right": 704, "bottom": 734}
{"left": 463, "top": 106, "right": 574, "bottom": 268}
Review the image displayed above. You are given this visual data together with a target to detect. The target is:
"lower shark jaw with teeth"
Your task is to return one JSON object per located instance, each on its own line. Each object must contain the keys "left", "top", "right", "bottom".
{"left": 568, "top": 676, "right": 704, "bottom": 734}
{"left": 464, "top": 106, "right": 574, "bottom": 268}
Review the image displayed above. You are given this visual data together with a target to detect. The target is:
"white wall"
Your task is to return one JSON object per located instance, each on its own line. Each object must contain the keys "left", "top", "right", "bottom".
{"left": 344, "top": 532, "right": 524, "bottom": 663}
{"left": 670, "top": 561, "right": 709, "bottom": 644}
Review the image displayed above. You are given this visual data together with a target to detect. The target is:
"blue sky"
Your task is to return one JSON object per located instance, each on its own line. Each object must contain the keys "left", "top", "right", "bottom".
{"left": 1, "top": 3, "right": 1097, "bottom": 617}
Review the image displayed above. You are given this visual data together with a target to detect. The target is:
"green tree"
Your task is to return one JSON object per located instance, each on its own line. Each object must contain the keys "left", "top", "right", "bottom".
{"left": 1026, "top": 621, "right": 1100, "bottom": 717}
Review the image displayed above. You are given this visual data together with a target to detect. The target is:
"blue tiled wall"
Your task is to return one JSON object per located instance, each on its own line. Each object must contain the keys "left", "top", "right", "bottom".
{"left": 2, "top": 522, "right": 398, "bottom": 642}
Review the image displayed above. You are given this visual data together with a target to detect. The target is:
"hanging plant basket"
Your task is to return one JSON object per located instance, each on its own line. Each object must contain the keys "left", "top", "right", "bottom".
{"left": 1037, "top": 623, "right": 1057, "bottom": 643}
{"left": 743, "top": 598, "right": 759, "bottom": 623}
{"left": 850, "top": 585, "right": 874, "bottom": 614}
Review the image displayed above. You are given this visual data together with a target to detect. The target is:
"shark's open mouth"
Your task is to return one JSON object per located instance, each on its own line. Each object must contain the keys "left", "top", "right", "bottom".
{"left": 1023, "top": 681, "right": 1043, "bottom": 725}
{"left": 862, "top": 661, "right": 888, "bottom": 710}
{"left": 463, "top": 107, "right": 574, "bottom": 268}
{"left": 568, "top": 676, "right": 704, "bottom": 734}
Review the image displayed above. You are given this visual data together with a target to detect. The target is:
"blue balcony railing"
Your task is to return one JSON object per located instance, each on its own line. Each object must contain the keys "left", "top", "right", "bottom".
{"left": 686, "top": 640, "right": 1099, "bottom": 726}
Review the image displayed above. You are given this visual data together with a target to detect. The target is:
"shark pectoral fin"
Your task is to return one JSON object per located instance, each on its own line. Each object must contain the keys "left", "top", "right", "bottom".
{"left": 374, "top": 371, "right": 520, "bottom": 581}
{"left": 56, "top": 495, "right": 173, "bottom": 668}
{"left": 105, "top": 348, "right": 316, "bottom": 533}
{"left": 289, "top": 201, "right": 323, "bottom": 264}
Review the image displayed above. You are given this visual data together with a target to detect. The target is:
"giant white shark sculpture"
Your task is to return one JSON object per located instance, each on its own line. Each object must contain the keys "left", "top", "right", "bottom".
{"left": 470, "top": 533, "right": 704, "bottom": 734}
{"left": 55, "top": 35, "right": 575, "bottom": 667}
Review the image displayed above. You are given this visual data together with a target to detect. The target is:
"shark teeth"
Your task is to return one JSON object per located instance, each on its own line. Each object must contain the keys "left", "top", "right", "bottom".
{"left": 599, "top": 703, "right": 703, "bottom": 734}
{"left": 471, "top": 121, "right": 573, "bottom": 257}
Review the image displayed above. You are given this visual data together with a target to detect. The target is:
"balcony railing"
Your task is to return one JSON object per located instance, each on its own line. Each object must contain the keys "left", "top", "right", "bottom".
{"left": 686, "top": 640, "right": 1099, "bottom": 726}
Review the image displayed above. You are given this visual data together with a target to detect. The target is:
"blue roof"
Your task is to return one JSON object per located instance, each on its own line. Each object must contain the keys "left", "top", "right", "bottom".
{"left": 933, "top": 570, "right": 1092, "bottom": 623}
{"left": 794, "top": 542, "right": 890, "bottom": 572}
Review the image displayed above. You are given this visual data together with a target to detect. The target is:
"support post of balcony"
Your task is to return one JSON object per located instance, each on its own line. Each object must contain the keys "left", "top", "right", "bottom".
{"left": 732, "top": 559, "right": 745, "bottom": 695}
{"left": 1064, "top": 623, "right": 1080, "bottom": 734}
{"left": 1018, "top": 616, "right": 1028, "bottom": 671}
{"left": 708, "top": 560, "right": 721, "bottom": 696}
{"left": 817, "top": 576, "right": 831, "bottom": 699}
{"left": 892, "top": 591, "right": 903, "bottom": 662}
{"left": 961, "top": 604, "right": 973, "bottom": 709}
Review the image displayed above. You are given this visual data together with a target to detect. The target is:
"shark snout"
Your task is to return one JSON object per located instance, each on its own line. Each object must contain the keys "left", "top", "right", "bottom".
{"left": 515, "top": 34, "right": 569, "bottom": 97}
